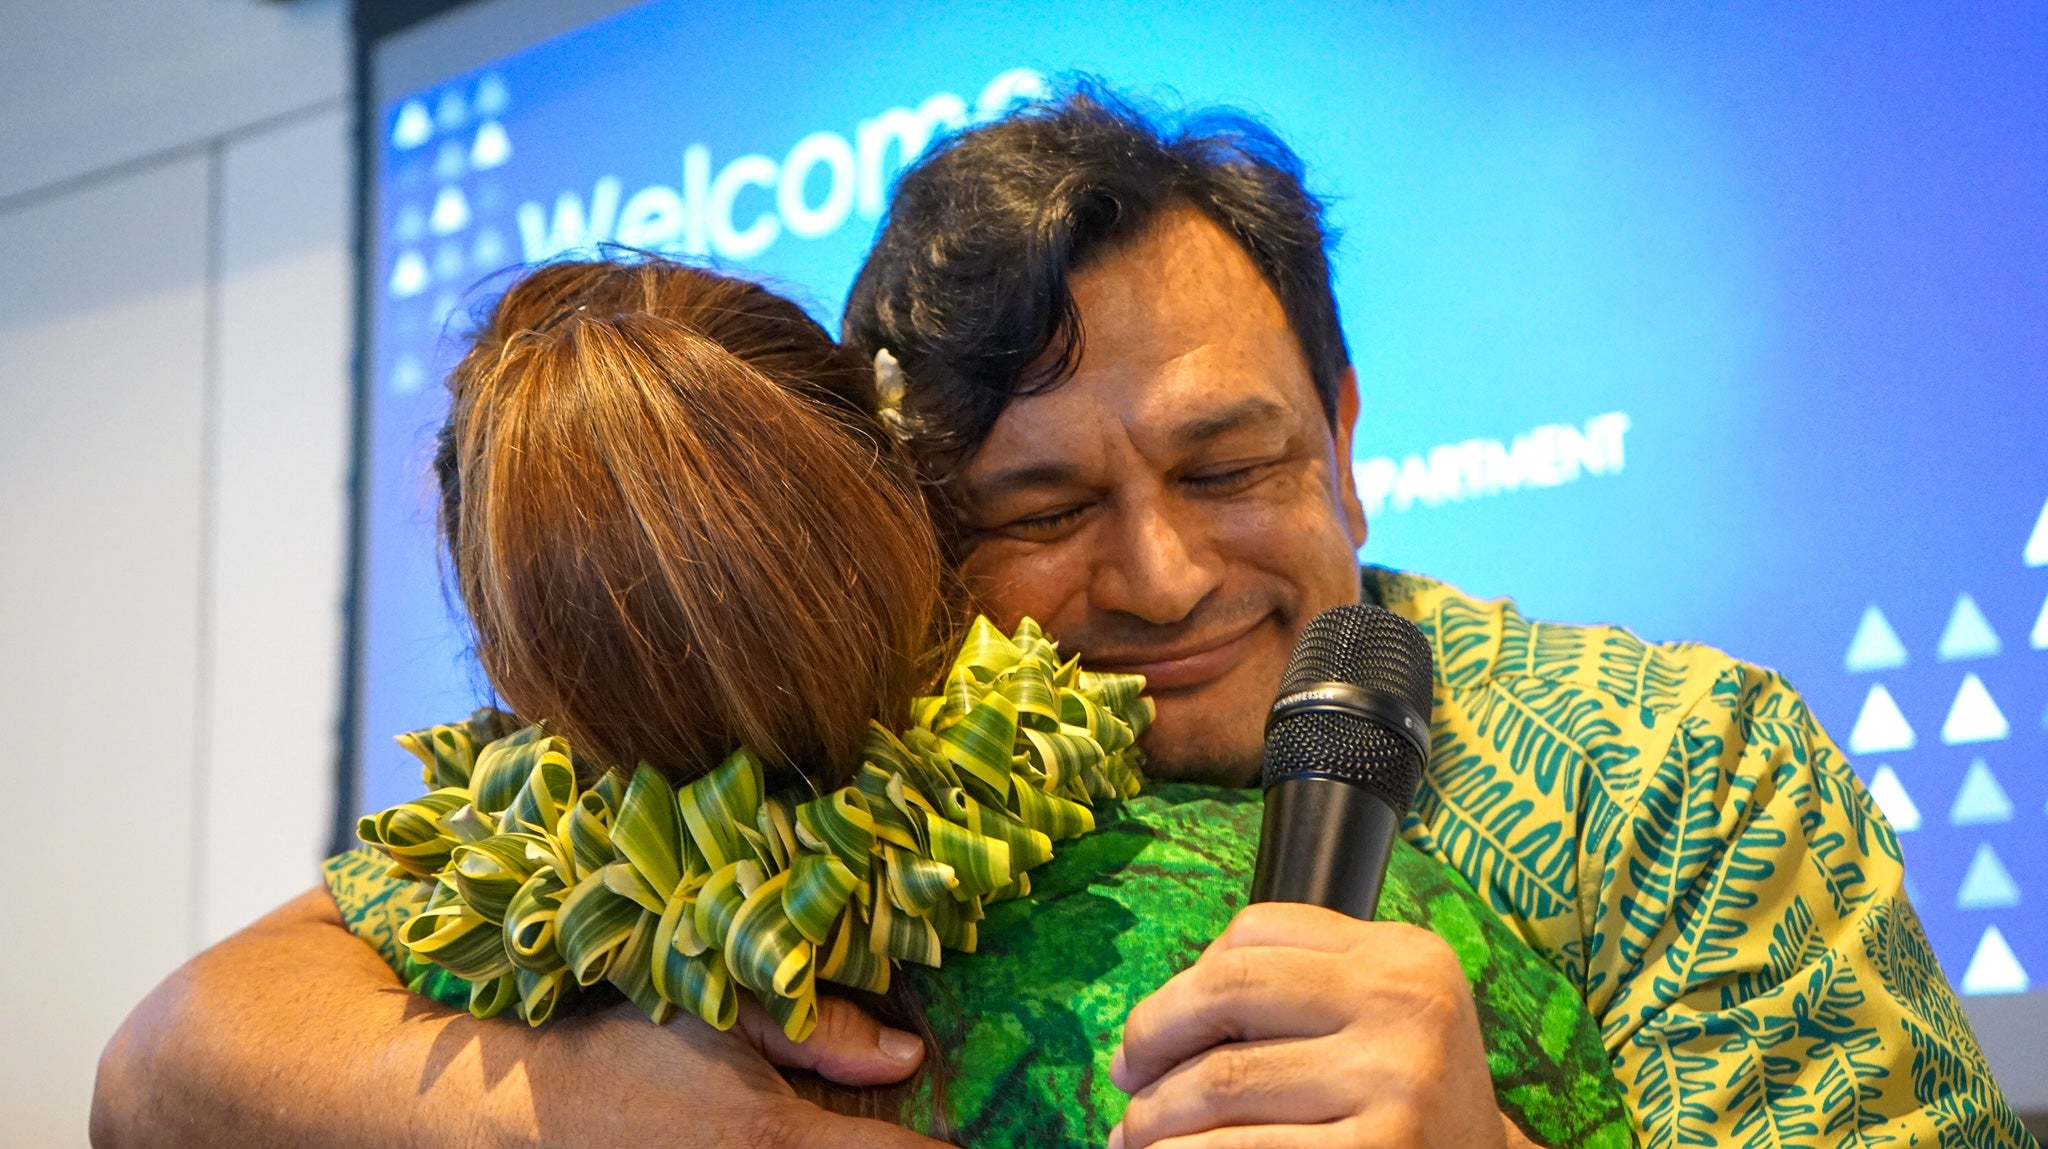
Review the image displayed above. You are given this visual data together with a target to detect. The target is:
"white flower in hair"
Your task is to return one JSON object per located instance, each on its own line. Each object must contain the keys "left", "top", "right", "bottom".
{"left": 873, "top": 348, "right": 917, "bottom": 442}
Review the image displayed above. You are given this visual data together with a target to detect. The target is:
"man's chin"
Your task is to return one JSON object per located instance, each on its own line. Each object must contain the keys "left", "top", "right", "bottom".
{"left": 1134, "top": 690, "right": 1267, "bottom": 787}
{"left": 1135, "top": 728, "right": 1262, "bottom": 788}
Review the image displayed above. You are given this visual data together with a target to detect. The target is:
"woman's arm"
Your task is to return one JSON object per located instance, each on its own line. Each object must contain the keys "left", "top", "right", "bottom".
{"left": 92, "top": 885, "right": 940, "bottom": 1149}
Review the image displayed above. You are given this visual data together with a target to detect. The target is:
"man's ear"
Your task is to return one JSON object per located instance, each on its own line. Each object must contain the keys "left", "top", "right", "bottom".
{"left": 1331, "top": 366, "right": 1368, "bottom": 549}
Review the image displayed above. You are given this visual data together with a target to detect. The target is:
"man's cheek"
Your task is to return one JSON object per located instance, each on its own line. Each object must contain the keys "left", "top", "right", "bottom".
{"left": 1228, "top": 506, "right": 1359, "bottom": 612}
{"left": 960, "top": 548, "right": 1057, "bottom": 627}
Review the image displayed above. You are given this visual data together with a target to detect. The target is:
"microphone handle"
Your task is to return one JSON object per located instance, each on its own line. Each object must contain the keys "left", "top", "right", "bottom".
{"left": 1250, "top": 775, "right": 1402, "bottom": 920}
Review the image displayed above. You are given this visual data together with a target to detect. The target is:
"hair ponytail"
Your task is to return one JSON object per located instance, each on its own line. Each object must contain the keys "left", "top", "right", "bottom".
{"left": 438, "top": 257, "right": 952, "bottom": 788}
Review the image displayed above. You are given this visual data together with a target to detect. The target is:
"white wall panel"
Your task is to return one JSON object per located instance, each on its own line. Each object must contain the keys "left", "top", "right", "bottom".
{"left": 0, "top": 156, "right": 211, "bottom": 1148}
{"left": 0, "top": 0, "right": 345, "bottom": 203}
{"left": 199, "top": 109, "right": 354, "bottom": 946}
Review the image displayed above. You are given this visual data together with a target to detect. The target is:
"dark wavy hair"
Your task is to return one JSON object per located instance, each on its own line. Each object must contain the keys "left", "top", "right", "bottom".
{"left": 842, "top": 83, "right": 1348, "bottom": 499}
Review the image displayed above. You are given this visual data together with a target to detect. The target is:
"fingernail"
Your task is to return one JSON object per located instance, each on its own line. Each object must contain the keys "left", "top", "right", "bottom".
{"left": 878, "top": 1026, "right": 922, "bottom": 1062}
{"left": 1110, "top": 1045, "right": 1127, "bottom": 1084}
{"left": 1107, "top": 1122, "right": 1125, "bottom": 1149}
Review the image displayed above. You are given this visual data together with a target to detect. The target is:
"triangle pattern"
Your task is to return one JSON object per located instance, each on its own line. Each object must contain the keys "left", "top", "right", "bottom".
{"left": 1848, "top": 684, "right": 1916, "bottom": 755}
{"left": 429, "top": 186, "right": 471, "bottom": 236}
{"left": 1935, "top": 593, "right": 2001, "bottom": 661}
{"left": 1948, "top": 759, "right": 2014, "bottom": 826}
{"left": 1957, "top": 842, "right": 2021, "bottom": 909}
{"left": 472, "top": 121, "right": 513, "bottom": 170}
{"left": 434, "top": 90, "right": 467, "bottom": 132}
{"left": 391, "top": 100, "right": 433, "bottom": 150}
{"left": 2025, "top": 495, "right": 2048, "bottom": 567}
{"left": 1960, "top": 925, "right": 2031, "bottom": 995}
{"left": 474, "top": 74, "right": 510, "bottom": 118}
{"left": 433, "top": 140, "right": 466, "bottom": 182}
{"left": 1941, "top": 673, "right": 2010, "bottom": 745}
{"left": 1867, "top": 764, "right": 1921, "bottom": 832}
{"left": 2031, "top": 592, "right": 2048, "bottom": 651}
{"left": 388, "top": 250, "right": 428, "bottom": 299}
{"left": 1844, "top": 605, "right": 1909, "bottom": 672}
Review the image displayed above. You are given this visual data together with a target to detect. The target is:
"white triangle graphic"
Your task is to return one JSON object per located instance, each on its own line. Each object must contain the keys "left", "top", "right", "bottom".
{"left": 391, "top": 100, "right": 433, "bottom": 150}
{"left": 474, "top": 73, "right": 510, "bottom": 117}
{"left": 2025, "top": 495, "right": 2048, "bottom": 567}
{"left": 1948, "top": 759, "right": 2014, "bottom": 826}
{"left": 471, "top": 121, "right": 512, "bottom": 171}
{"left": 1957, "top": 842, "right": 2022, "bottom": 909}
{"left": 434, "top": 90, "right": 468, "bottom": 132}
{"left": 2030, "top": 593, "right": 2048, "bottom": 651}
{"left": 1867, "top": 764, "right": 1922, "bottom": 832}
{"left": 1844, "top": 605, "right": 1909, "bottom": 672}
{"left": 387, "top": 250, "right": 428, "bottom": 299}
{"left": 1940, "top": 673, "right": 2010, "bottom": 745}
{"left": 1936, "top": 593, "right": 2001, "bottom": 661}
{"left": 429, "top": 186, "right": 471, "bottom": 236}
{"left": 1848, "top": 684, "right": 1916, "bottom": 755}
{"left": 1960, "top": 925, "right": 2031, "bottom": 995}
{"left": 433, "top": 140, "right": 466, "bottom": 182}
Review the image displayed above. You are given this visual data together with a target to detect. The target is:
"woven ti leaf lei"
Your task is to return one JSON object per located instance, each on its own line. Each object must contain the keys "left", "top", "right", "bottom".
{"left": 357, "top": 615, "right": 1151, "bottom": 1040}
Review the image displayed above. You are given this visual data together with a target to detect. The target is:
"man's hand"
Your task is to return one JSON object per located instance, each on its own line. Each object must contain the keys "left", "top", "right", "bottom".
{"left": 92, "top": 885, "right": 943, "bottom": 1148}
{"left": 1109, "top": 902, "right": 1537, "bottom": 1149}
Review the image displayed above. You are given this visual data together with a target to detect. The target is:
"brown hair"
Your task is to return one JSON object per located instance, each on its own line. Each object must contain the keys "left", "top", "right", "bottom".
{"left": 434, "top": 256, "right": 956, "bottom": 1129}
{"left": 436, "top": 256, "right": 952, "bottom": 786}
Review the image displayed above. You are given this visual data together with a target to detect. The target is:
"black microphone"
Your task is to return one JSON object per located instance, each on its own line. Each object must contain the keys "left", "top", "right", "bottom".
{"left": 1250, "top": 603, "right": 1435, "bottom": 920}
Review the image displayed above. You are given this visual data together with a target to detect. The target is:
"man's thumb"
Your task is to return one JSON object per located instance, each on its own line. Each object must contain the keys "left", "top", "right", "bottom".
{"left": 736, "top": 995, "right": 926, "bottom": 1086}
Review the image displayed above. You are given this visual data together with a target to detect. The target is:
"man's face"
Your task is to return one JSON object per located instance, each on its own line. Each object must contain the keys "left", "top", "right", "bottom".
{"left": 952, "top": 207, "right": 1368, "bottom": 786}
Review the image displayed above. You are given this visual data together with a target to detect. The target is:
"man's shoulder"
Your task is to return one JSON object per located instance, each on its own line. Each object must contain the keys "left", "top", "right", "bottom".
{"left": 1363, "top": 565, "right": 1758, "bottom": 727}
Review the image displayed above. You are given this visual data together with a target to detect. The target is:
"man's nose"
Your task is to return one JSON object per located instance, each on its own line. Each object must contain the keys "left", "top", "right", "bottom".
{"left": 1089, "top": 496, "right": 1222, "bottom": 625}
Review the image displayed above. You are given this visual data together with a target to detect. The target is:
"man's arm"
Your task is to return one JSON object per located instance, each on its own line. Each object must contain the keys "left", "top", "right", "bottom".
{"left": 1591, "top": 661, "right": 2032, "bottom": 1148}
{"left": 92, "top": 885, "right": 941, "bottom": 1149}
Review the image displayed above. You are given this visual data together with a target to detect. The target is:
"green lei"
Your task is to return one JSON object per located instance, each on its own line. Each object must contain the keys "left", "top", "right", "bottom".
{"left": 355, "top": 615, "right": 1152, "bottom": 1040}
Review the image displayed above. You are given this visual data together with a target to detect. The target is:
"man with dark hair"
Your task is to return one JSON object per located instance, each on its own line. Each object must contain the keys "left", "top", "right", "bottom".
{"left": 837, "top": 86, "right": 2029, "bottom": 1147}
{"left": 92, "top": 87, "right": 2028, "bottom": 1149}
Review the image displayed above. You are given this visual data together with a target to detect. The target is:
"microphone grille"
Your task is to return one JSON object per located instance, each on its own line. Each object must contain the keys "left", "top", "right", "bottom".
{"left": 1262, "top": 604, "right": 1436, "bottom": 811}
{"left": 1277, "top": 603, "right": 1436, "bottom": 710}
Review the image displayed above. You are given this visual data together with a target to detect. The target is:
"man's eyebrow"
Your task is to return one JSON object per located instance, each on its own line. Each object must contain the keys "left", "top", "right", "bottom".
{"left": 962, "top": 398, "right": 1292, "bottom": 504}
{"left": 962, "top": 461, "right": 1087, "bottom": 504}
{"left": 1169, "top": 397, "right": 1291, "bottom": 447}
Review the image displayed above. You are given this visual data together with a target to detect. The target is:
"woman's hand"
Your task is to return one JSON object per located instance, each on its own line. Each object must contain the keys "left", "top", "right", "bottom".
{"left": 1109, "top": 902, "right": 1536, "bottom": 1149}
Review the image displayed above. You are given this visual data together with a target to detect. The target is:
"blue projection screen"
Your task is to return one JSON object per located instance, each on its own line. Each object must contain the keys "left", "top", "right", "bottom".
{"left": 357, "top": 0, "right": 2048, "bottom": 1032}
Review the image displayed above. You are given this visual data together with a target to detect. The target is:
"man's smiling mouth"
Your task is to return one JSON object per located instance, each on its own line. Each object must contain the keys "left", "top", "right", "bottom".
{"left": 1081, "top": 614, "right": 1275, "bottom": 693}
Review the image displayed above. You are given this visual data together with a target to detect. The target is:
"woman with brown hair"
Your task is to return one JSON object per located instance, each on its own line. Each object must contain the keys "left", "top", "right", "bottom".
{"left": 432, "top": 256, "right": 953, "bottom": 792}
{"left": 329, "top": 254, "right": 1629, "bottom": 1149}
{"left": 335, "top": 253, "right": 1153, "bottom": 1135}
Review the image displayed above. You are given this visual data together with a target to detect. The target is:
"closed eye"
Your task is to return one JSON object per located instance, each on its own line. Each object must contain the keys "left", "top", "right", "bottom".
{"left": 1183, "top": 463, "right": 1267, "bottom": 495}
{"left": 1005, "top": 503, "right": 1091, "bottom": 536}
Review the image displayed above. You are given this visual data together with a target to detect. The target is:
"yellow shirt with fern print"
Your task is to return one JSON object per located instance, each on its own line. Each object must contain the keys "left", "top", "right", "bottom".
{"left": 1366, "top": 567, "right": 2030, "bottom": 1149}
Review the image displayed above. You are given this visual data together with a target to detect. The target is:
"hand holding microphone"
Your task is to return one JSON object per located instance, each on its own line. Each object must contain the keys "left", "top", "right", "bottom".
{"left": 1110, "top": 605, "right": 1532, "bottom": 1149}
{"left": 1250, "top": 601, "right": 1435, "bottom": 919}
